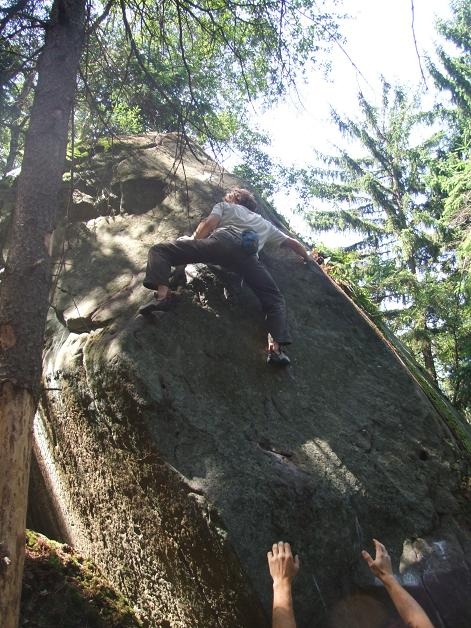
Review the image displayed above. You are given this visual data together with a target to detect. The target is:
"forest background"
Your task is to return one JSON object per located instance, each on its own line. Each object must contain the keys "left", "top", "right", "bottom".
{"left": 0, "top": 0, "right": 469, "bottom": 419}
{"left": 0, "top": 0, "right": 469, "bottom": 623}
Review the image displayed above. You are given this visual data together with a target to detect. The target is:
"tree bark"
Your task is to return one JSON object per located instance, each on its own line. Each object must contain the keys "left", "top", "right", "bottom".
{"left": 3, "top": 71, "right": 36, "bottom": 177}
{"left": 0, "top": 1, "right": 86, "bottom": 625}
{"left": 0, "top": 384, "right": 36, "bottom": 628}
{"left": 421, "top": 333, "right": 438, "bottom": 385}
{"left": 419, "top": 314, "right": 438, "bottom": 386}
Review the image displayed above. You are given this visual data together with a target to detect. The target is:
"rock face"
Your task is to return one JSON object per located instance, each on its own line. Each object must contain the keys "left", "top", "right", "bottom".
{"left": 28, "top": 134, "right": 471, "bottom": 627}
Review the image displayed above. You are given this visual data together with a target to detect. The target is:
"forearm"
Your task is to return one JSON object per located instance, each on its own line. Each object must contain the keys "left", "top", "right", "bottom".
{"left": 272, "top": 581, "right": 296, "bottom": 628}
{"left": 382, "top": 575, "right": 434, "bottom": 628}
{"left": 193, "top": 213, "right": 221, "bottom": 239}
{"left": 282, "top": 237, "right": 310, "bottom": 261}
{"left": 193, "top": 219, "right": 212, "bottom": 239}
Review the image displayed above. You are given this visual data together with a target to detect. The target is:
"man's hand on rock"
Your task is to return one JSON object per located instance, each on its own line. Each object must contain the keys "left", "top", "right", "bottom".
{"left": 268, "top": 541, "right": 300, "bottom": 585}
{"left": 268, "top": 542, "right": 299, "bottom": 628}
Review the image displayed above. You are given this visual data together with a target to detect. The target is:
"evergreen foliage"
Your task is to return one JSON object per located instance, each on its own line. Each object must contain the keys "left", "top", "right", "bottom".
{"left": 428, "top": 0, "right": 471, "bottom": 120}
{"left": 428, "top": 0, "right": 471, "bottom": 286}
{"left": 289, "top": 76, "right": 470, "bottom": 418}
{"left": 0, "top": 0, "right": 341, "bottom": 175}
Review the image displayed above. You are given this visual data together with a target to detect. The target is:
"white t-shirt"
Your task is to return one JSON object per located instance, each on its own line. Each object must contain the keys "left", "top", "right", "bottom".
{"left": 210, "top": 202, "right": 287, "bottom": 252}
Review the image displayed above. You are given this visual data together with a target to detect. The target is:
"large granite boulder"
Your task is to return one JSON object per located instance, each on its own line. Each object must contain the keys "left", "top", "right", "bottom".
{"left": 28, "top": 133, "right": 471, "bottom": 627}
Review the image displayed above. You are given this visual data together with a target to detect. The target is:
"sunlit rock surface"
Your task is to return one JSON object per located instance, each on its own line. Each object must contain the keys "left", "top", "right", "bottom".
{"left": 28, "top": 133, "right": 471, "bottom": 627}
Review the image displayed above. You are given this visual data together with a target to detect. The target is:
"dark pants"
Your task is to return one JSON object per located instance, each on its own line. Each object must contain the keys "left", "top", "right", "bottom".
{"left": 143, "top": 230, "right": 292, "bottom": 344}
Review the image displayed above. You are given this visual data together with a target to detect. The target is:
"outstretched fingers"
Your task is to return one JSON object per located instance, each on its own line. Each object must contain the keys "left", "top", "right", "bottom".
{"left": 361, "top": 550, "right": 373, "bottom": 566}
{"left": 373, "top": 538, "right": 387, "bottom": 554}
{"left": 362, "top": 538, "right": 394, "bottom": 580}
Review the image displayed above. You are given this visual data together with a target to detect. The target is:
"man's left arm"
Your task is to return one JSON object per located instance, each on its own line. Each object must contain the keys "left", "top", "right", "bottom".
{"left": 192, "top": 213, "right": 221, "bottom": 240}
{"left": 280, "top": 237, "right": 310, "bottom": 262}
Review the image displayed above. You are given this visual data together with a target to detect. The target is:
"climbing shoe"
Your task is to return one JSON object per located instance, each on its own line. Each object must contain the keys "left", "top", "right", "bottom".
{"left": 138, "top": 292, "right": 178, "bottom": 316}
{"left": 267, "top": 348, "right": 291, "bottom": 367}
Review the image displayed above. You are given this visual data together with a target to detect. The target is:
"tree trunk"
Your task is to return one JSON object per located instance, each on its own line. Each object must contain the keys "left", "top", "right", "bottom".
{"left": 417, "top": 313, "right": 438, "bottom": 386}
{"left": 421, "top": 332, "right": 438, "bottom": 385}
{"left": 0, "top": 1, "right": 86, "bottom": 625}
{"left": 0, "top": 384, "right": 36, "bottom": 627}
{"left": 3, "top": 72, "right": 35, "bottom": 177}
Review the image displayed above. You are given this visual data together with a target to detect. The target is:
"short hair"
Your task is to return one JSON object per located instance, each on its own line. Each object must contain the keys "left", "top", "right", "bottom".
{"left": 224, "top": 187, "right": 257, "bottom": 212}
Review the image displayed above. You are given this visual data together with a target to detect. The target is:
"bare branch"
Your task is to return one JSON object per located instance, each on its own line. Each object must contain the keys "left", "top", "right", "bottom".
{"left": 87, "top": 0, "right": 115, "bottom": 35}
{"left": 410, "top": 0, "right": 428, "bottom": 89}
{"left": 298, "top": 5, "right": 370, "bottom": 89}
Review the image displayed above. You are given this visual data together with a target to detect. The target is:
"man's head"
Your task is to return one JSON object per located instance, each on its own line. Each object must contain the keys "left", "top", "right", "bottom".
{"left": 224, "top": 187, "right": 257, "bottom": 212}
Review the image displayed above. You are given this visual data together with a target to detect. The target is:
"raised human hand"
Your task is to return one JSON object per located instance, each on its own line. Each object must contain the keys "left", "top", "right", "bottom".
{"left": 362, "top": 538, "right": 394, "bottom": 581}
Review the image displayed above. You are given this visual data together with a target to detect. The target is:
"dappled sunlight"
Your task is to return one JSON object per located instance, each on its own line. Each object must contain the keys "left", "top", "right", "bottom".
{"left": 63, "top": 287, "right": 108, "bottom": 320}
{"left": 299, "top": 438, "right": 364, "bottom": 495}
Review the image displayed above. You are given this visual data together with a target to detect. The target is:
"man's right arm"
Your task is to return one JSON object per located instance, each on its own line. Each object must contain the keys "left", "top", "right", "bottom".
{"left": 362, "top": 539, "right": 435, "bottom": 628}
{"left": 192, "top": 213, "right": 221, "bottom": 239}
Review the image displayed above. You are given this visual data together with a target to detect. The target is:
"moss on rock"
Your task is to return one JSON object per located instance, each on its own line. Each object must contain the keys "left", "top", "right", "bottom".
{"left": 21, "top": 530, "right": 142, "bottom": 628}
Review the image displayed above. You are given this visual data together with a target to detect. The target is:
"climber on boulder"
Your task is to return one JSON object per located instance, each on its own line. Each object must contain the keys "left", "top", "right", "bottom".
{"left": 140, "top": 187, "right": 312, "bottom": 366}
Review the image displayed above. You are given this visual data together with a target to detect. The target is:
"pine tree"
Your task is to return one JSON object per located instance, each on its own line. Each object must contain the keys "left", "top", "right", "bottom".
{"left": 428, "top": 0, "right": 471, "bottom": 121}
{"left": 291, "top": 80, "right": 470, "bottom": 411}
{"left": 427, "top": 0, "right": 471, "bottom": 414}
{"left": 428, "top": 0, "right": 470, "bottom": 275}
